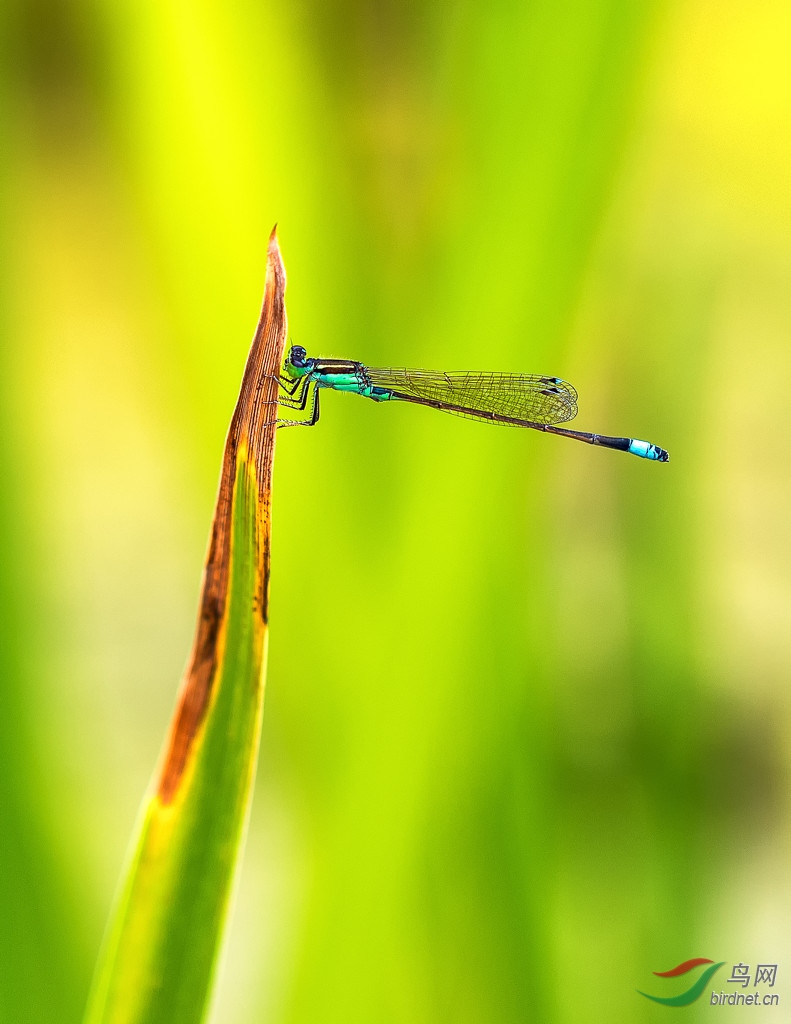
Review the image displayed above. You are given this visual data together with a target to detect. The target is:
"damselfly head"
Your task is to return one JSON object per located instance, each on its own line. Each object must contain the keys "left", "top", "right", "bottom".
{"left": 288, "top": 345, "right": 308, "bottom": 368}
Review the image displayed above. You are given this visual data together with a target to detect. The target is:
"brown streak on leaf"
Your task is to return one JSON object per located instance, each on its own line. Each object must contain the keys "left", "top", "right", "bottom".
{"left": 158, "top": 228, "right": 287, "bottom": 803}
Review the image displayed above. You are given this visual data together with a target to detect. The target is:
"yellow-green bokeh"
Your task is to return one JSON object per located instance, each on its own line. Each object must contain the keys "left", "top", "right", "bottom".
{"left": 1, "top": 1, "right": 789, "bottom": 1022}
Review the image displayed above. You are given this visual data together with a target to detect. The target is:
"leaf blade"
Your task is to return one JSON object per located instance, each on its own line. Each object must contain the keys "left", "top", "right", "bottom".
{"left": 84, "top": 229, "right": 287, "bottom": 1024}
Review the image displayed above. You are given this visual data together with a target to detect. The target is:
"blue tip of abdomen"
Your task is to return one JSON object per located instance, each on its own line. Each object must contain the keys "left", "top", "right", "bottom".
{"left": 628, "top": 438, "right": 669, "bottom": 462}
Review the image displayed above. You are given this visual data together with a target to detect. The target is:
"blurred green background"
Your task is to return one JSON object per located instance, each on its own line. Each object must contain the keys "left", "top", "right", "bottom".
{"left": 1, "top": 0, "right": 790, "bottom": 1021}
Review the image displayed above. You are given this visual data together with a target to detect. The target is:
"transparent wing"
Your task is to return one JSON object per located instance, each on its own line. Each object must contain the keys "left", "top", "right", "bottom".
{"left": 364, "top": 367, "right": 578, "bottom": 425}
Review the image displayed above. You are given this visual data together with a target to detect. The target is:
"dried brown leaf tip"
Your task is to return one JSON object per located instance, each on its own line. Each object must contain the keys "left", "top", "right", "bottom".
{"left": 158, "top": 229, "right": 287, "bottom": 802}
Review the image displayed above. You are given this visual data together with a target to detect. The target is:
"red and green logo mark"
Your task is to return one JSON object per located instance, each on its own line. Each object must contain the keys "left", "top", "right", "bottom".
{"left": 638, "top": 958, "right": 726, "bottom": 1006}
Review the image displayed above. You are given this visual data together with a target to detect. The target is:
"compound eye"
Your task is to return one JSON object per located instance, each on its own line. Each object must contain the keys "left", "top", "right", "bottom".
{"left": 290, "top": 345, "right": 307, "bottom": 366}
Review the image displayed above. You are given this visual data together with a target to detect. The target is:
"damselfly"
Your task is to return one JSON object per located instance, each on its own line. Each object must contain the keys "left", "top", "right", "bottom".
{"left": 270, "top": 346, "right": 669, "bottom": 462}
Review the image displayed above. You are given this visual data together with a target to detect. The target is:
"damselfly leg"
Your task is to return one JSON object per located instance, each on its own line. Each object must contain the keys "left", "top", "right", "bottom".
{"left": 274, "top": 380, "right": 322, "bottom": 428}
